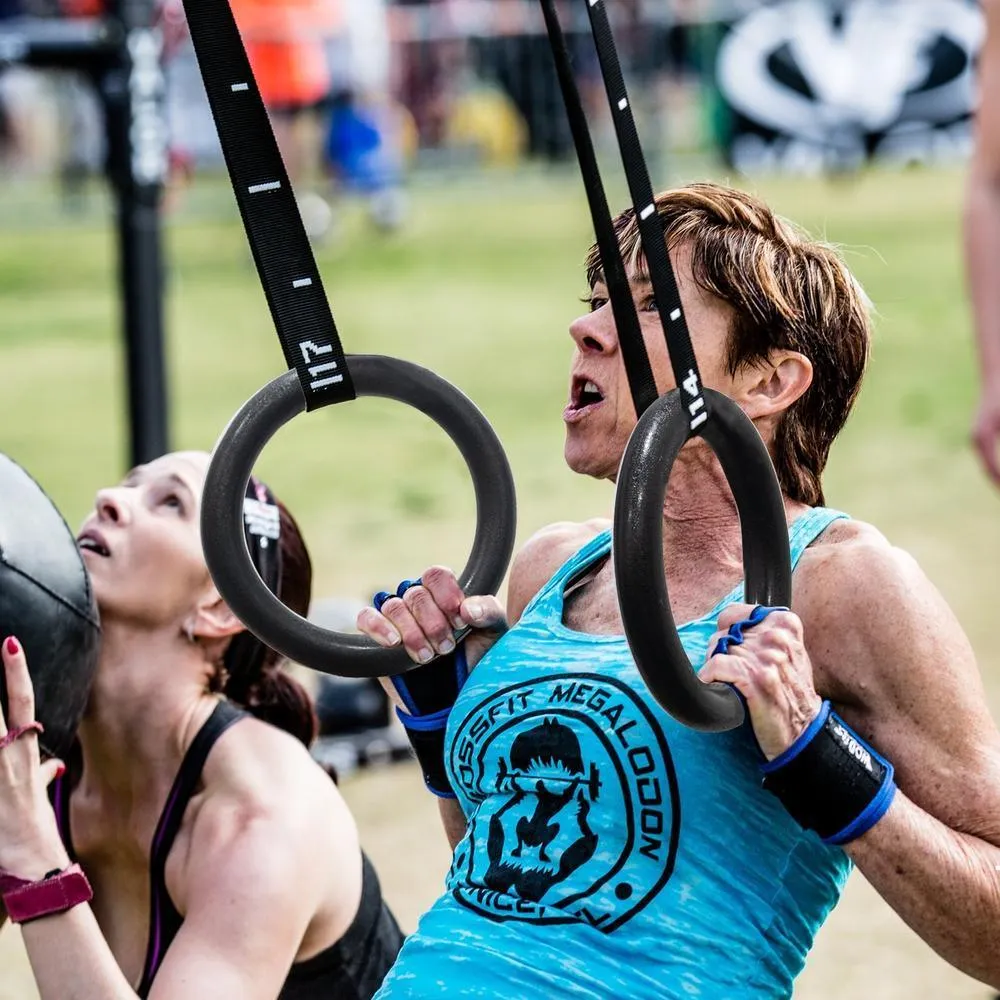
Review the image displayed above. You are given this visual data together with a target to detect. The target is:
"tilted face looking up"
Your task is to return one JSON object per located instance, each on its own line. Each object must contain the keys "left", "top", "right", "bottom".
{"left": 76, "top": 451, "right": 218, "bottom": 630}
{"left": 563, "top": 244, "right": 737, "bottom": 483}
{"left": 563, "top": 183, "right": 873, "bottom": 507}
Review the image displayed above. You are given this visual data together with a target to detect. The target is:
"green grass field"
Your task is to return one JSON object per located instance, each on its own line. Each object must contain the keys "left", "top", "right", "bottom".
{"left": 1, "top": 164, "right": 998, "bottom": 998}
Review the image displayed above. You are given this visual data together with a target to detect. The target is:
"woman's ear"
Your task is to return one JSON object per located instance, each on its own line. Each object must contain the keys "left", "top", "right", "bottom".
{"left": 741, "top": 351, "right": 813, "bottom": 421}
{"left": 188, "top": 587, "right": 243, "bottom": 642}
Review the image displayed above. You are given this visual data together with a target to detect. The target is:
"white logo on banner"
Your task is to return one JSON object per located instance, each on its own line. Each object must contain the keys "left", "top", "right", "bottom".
{"left": 716, "top": 0, "right": 984, "bottom": 170}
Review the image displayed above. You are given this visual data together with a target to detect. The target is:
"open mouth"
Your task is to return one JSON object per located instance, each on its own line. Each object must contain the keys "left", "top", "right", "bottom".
{"left": 77, "top": 530, "right": 110, "bottom": 558}
{"left": 565, "top": 376, "right": 605, "bottom": 421}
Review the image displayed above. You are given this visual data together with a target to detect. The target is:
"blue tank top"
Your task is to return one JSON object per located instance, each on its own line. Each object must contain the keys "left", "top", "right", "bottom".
{"left": 376, "top": 508, "right": 853, "bottom": 999}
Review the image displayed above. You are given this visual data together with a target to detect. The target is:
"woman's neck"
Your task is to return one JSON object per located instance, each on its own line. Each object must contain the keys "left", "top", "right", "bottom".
{"left": 75, "top": 623, "right": 219, "bottom": 809}
{"left": 659, "top": 447, "right": 807, "bottom": 593}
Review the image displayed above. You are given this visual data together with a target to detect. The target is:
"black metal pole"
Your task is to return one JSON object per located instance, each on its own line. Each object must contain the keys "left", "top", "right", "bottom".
{"left": 0, "top": 11, "right": 170, "bottom": 468}
{"left": 100, "top": 0, "right": 169, "bottom": 466}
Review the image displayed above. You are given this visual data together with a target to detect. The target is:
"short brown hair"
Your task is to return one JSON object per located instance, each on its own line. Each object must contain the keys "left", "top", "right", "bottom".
{"left": 586, "top": 182, "right": 872, "bottom": 506}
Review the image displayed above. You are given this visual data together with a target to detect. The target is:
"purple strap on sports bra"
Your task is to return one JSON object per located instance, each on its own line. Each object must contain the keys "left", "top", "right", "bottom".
{"left": 49, "top": 702, "right": 246, "bottom": 997}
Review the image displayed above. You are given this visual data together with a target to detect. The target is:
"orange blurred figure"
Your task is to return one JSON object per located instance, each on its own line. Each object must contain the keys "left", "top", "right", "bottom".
{"left": 229, "top": 0, "right": 343, "bottom": 110}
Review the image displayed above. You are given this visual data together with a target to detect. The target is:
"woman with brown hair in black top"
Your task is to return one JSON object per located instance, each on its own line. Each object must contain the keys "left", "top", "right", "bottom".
{"left": 0, "top": 450, "right": 403, "bottom": 999}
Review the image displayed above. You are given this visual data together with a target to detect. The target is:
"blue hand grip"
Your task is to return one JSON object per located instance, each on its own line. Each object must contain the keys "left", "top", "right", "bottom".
{"left": 711, "top": 605, "right": 790, "bottom": 657}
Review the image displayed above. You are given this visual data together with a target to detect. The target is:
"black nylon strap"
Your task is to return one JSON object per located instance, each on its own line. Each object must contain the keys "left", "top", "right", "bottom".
{"left": 538, "top": 0, "right": 657, "bottom": 417}
{"left": 577, "top": 0, "right": 709, "bottom": 432}
{"left": 178, "top": 0, "right": 354, "bottom": 410}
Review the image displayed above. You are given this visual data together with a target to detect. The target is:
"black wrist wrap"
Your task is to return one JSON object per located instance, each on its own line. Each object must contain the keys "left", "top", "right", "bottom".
{"left": 398, "top": 715, "right": 454, "bottom": 798}
{"left": 760, "top": 701, "right": 897, "bottom": 846}
{"left": 390, "top": 646, "right": 470, "bottom": 799}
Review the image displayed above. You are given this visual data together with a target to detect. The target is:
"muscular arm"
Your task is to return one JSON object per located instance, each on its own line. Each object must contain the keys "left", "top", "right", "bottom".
{"left": 805, "top": 540, "right": 1000, "bottom": 987}
{"left": 22, "top": 766, "right": 340, "bottom": 999}
{"left": 145, "top": 806, "right": 324, "bottom": 1000}
{"left": 965, "top": 0, "right": 1000, "bottom": 481}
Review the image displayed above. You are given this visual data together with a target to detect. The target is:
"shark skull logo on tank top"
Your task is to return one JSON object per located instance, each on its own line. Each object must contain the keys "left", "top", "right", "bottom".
{"left": 446, "top": 673, "right": 680, "bottom": 932}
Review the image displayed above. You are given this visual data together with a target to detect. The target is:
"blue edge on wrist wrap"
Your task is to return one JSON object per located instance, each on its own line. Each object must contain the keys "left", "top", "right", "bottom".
{"left": 393, "top": 644, "right": 470, "bottom": 799}
{"left": 761, "top": 700, "right": 897, "bottom": 846}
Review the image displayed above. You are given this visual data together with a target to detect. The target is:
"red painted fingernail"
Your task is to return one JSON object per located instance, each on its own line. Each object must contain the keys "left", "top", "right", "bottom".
{"left": 55, "top": 764, "right": 67, "bottom": 779}
{"left": 5, "top": 637, "right": 19, "bottom": 655}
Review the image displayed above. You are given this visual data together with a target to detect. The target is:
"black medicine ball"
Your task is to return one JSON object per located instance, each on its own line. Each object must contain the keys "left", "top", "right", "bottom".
{"left": 0, "top": 454, "right": 101, "bottom": 759}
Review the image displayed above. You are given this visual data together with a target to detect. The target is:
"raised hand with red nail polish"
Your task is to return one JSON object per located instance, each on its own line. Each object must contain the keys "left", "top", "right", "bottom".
{"left": 0, "top": 636, "right": 71, "bottom": 884}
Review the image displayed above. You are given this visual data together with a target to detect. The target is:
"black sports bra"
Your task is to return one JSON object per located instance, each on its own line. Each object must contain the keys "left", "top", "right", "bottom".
{"left": 51, "top": 701, "right": 403, "bottom": 999}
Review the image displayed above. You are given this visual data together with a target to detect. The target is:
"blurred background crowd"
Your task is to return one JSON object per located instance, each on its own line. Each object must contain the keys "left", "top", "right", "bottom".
{"left": 0, "top": 0, "right": 980, "bottom": 234}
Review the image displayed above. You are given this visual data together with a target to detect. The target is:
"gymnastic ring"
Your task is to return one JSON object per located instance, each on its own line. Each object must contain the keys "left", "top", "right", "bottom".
{"left": 613, "top": 387, "right": 792, "bottom": 732}
{"left": 201, "top": 355, "right": 517, "bottom": 679}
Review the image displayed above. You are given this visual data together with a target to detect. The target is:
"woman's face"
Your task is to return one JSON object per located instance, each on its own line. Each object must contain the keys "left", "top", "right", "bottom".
{"left": 77, "top": 451, "right": 214, "bottom": 629}
{"left": 563, "top": 244, "right": 735, "bottom": 482}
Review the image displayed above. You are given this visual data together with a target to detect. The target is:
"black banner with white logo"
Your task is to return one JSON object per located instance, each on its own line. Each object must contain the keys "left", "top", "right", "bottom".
{"left": 713, "top": 0, "right": 984, "bottom": 174}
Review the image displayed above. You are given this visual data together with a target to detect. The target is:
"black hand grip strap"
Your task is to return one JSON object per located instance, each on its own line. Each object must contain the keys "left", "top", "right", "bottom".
{"left": 582, "top": 0, "right": 705, "bottom": 430}
{"left": 539, "top": 0, "right": 793, "bottom": 731}
{"left": 538, "top": 0, "right": 657, "bottom": 417}
{"left": 178, "top": 0, "right": 354, "bottom": 410}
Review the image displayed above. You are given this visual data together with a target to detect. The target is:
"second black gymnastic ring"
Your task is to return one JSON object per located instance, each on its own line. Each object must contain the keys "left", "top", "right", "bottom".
{"left": 613, "top": 387, "right": 792, "bottom": 732}
{"left": 201, "top": 354, "right": 517, "bottom": 679}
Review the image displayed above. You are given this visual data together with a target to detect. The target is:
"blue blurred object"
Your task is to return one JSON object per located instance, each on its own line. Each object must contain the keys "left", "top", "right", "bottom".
{"left": 325, "top": 92, "right": 400, "bottom": 194}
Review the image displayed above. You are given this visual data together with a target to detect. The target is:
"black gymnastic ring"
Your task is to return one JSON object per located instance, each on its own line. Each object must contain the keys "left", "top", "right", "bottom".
{"left": 201, "top": 355, "right": 517, "bottom": 679}
{"left": 613, "top": 388, "right": 792, "bottom": 732}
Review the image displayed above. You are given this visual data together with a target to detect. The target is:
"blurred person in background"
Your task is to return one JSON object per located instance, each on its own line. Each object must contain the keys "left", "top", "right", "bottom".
{"left": 0, "top": 0, "right": 47, "bottom": 179}
{"left": 0, "top": 451, "right": 402, "bottom": 999}
{"left": 964, "top": 15, "right": 1000, "bottom": 1000}
{"left": 0, "top": 0, "right": 19, "bottom": 173}
{"left": 323, "top": 0, "right": 411, "bottom": 233}
{"left": 51, "top": 0, "right": 189, "bottom": 210}
{"left": 966, "top": 0, "right": 1000, "bottom": 485}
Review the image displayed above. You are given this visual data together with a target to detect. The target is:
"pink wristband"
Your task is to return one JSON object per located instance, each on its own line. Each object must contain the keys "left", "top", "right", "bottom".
{"left": 0, "top": 863, "right": 93, "bottom": 924}
{"left": 0, "top": 722, "right": 44, "bottom": 752}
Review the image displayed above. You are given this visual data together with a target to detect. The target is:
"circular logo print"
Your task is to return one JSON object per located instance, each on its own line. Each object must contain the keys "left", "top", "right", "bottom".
{"left": 446, "top": 673, "right": 679, "bottom": 933}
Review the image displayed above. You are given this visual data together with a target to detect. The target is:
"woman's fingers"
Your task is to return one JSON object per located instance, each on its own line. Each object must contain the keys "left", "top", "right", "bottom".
{"left": 360, "top": 594, "right": 446, "bottom": 664}
{"left": 1, "top": 637, "right": 35, "bottom": 735}
{"left": 460, "top": 594, "right": 508, "bottom": 633}
{"left": 38, "top": 757, "right": 66, "bottom": 787}
{"left": 356, "top": 607, "right": 403, "bottom": 648}
{"left": 420, "top": 566, "right": 467, "bottom": 631}
{"left": 398, "top": 583, "right": 455, "bottom": 659}
{"left": 356, "top": 568, "right": 508, "bottom": 666}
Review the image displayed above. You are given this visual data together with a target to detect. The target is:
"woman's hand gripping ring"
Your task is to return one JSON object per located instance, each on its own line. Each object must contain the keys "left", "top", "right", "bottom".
{"left": 711, "top": 605, "right": 790, "bottom": 657}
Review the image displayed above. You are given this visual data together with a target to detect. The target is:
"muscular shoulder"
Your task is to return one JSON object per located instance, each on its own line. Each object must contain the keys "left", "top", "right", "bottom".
{"left": 793, "top": 517, "right": 970, "bottom": 704}
{"left": 506, "top": 518, "right": 610, "bottom": 623}
{"left": 178, "top": 717, "right": 357, "bottom": 896}
{"left": 792, "top": 520, "right": 1000, "bottom": 835}
{"left": 795, "top": 517, "right": 923, "bottom": 615}
{"left": 203, "top": 717, "right": 347, "bottom": 830}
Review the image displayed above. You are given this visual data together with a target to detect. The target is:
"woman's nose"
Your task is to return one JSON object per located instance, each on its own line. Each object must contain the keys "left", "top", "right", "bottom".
{"left": 95, "top": 489, "right": 127, "bottom": 525}
{"left": 569, "top": 305, "right": 617, "bottom": 354}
